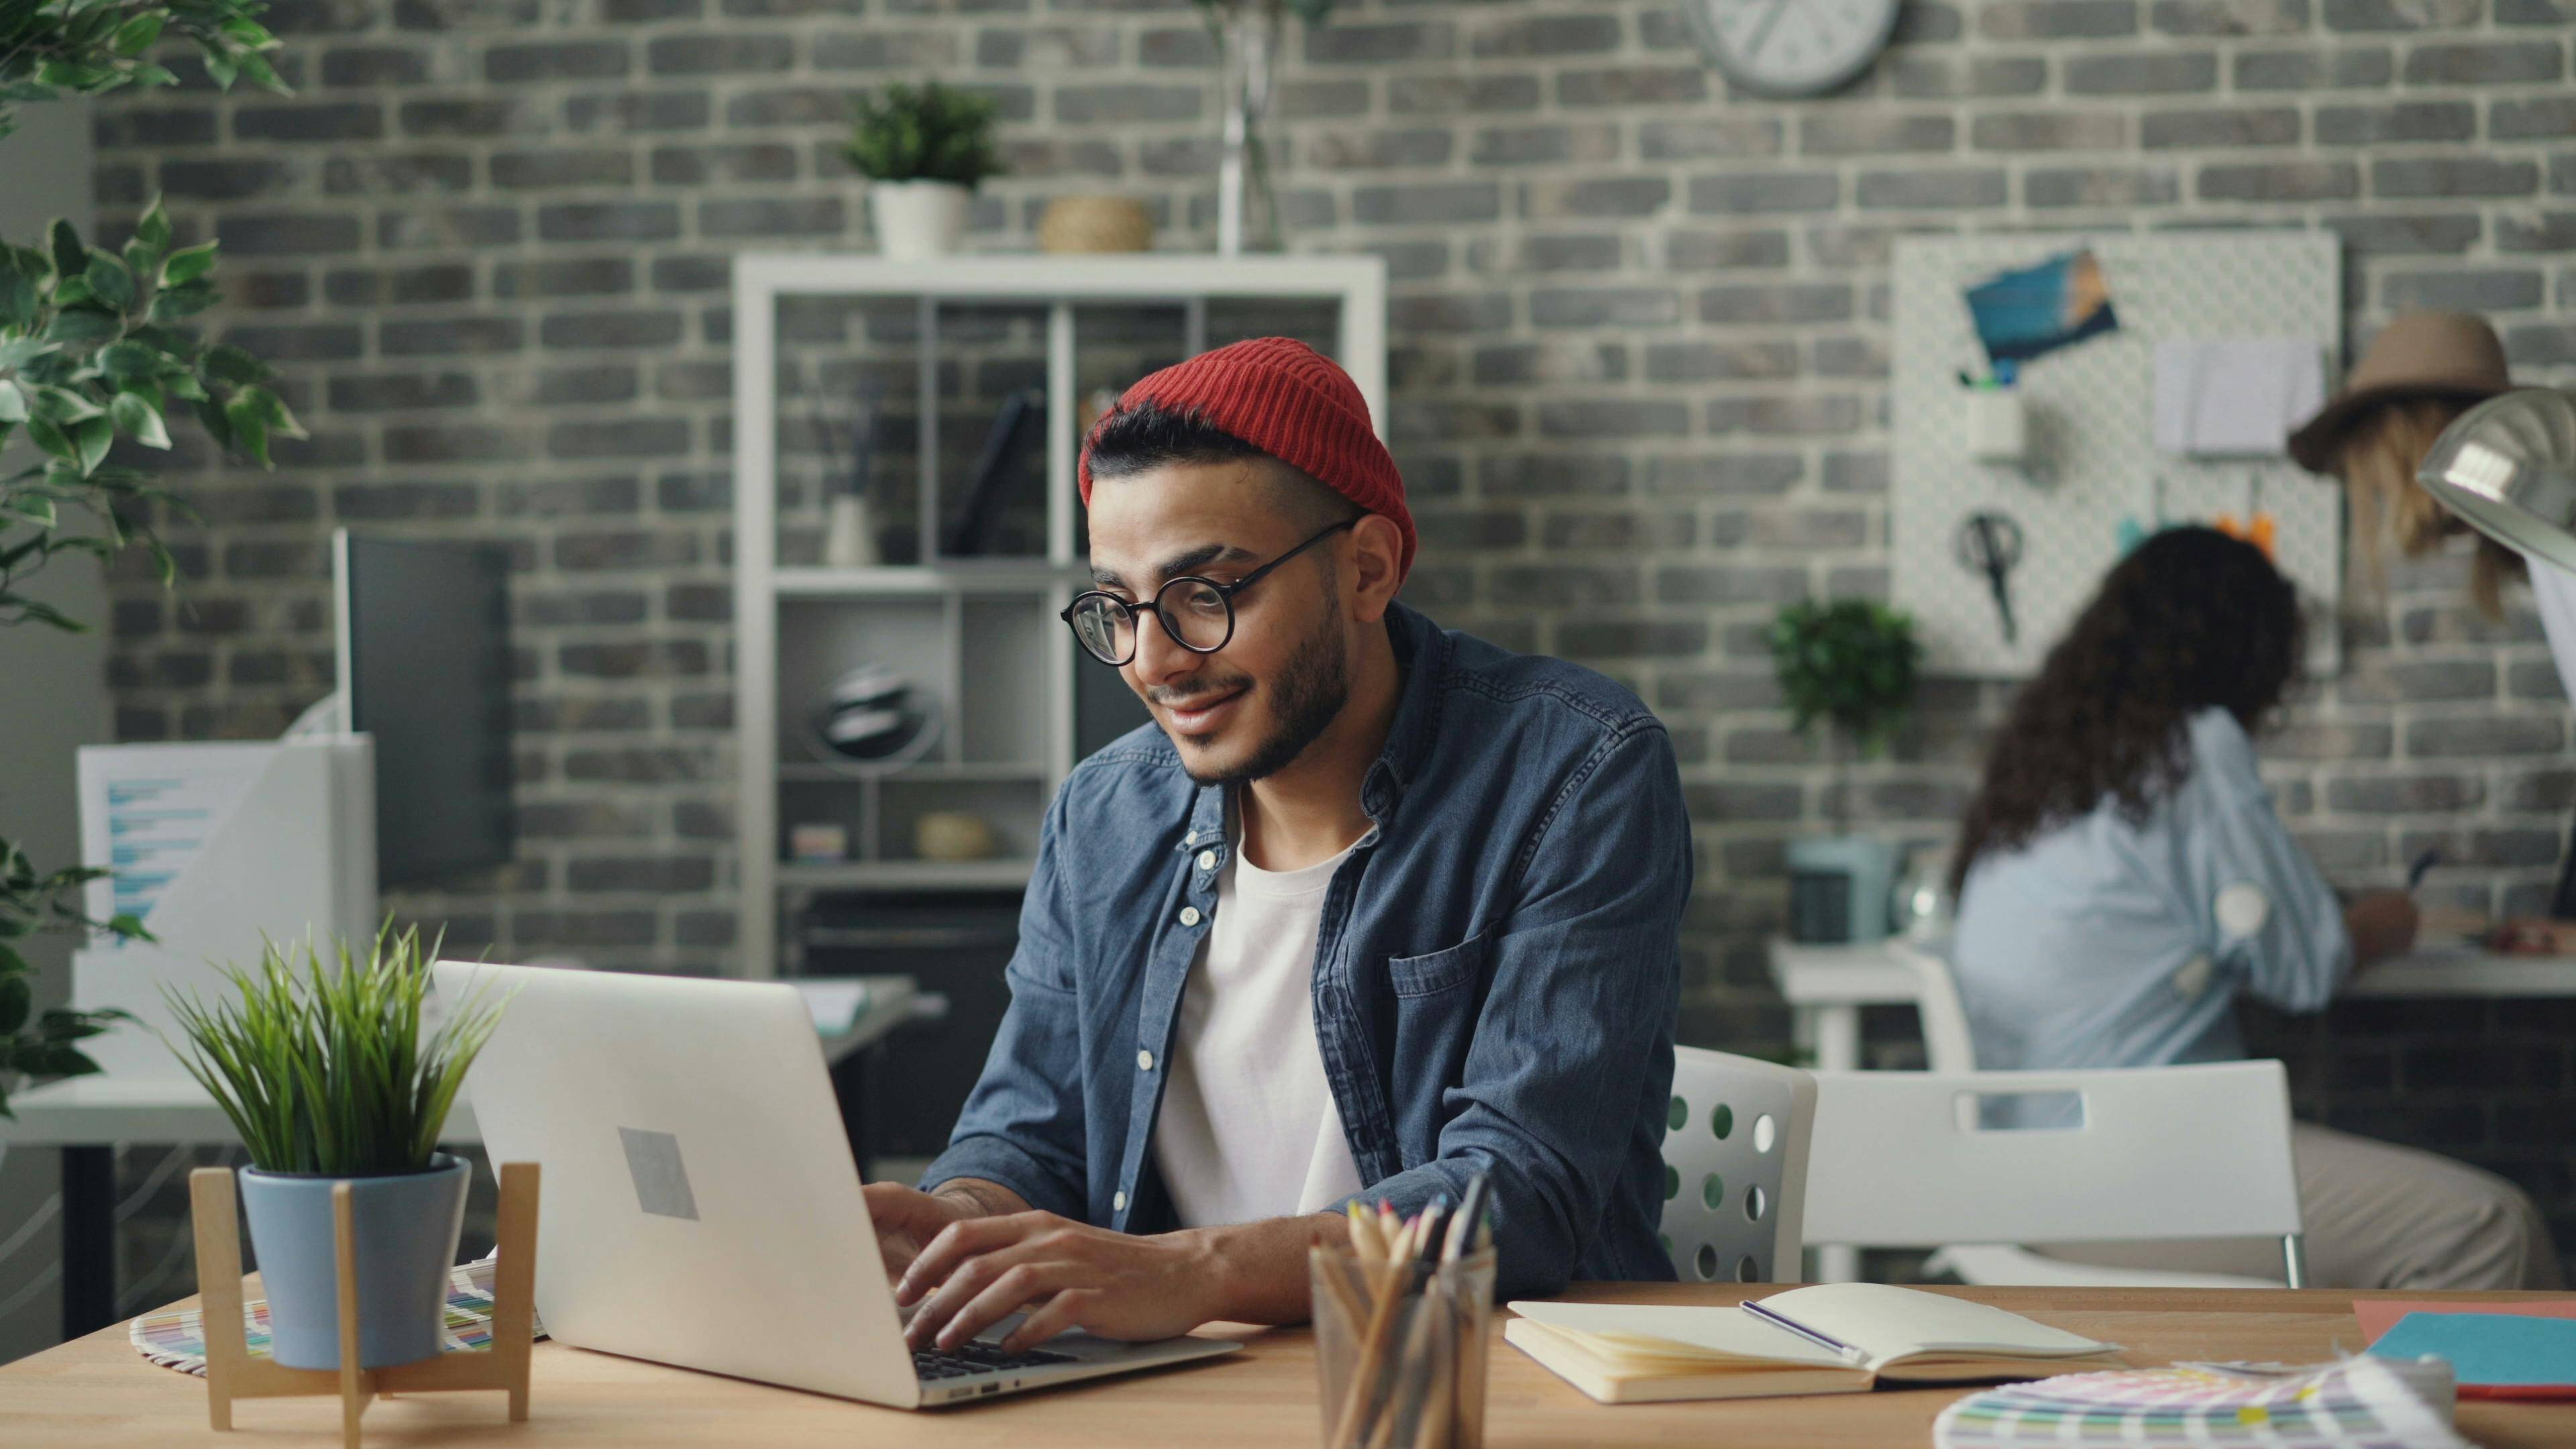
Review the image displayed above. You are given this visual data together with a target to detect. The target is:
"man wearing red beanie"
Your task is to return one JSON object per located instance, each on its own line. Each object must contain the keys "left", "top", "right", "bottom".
{"left": 871, "top": 339, "right": 1690, "bottom": 1355}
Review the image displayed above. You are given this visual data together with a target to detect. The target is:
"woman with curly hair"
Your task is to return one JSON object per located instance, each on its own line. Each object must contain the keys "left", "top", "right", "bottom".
{"left": 1949, "top": 527, "right": 2561, "bottom": 1290}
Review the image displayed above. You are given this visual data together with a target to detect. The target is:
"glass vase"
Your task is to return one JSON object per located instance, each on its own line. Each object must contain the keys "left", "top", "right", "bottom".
{"left": 1215, "top": 10, "right": 1282, "bottom": 255}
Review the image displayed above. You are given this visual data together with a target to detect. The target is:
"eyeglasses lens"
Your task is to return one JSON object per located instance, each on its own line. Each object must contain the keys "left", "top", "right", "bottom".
{"left": 1163, "top": 580, "right": 1232, "bottom": 651}
{"left": 1069, "top": 596, "right": 1132, "bottom": 664}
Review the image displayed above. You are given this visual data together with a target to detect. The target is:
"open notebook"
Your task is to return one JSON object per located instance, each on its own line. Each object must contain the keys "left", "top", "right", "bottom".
{"left": 1505, "top": 1284, "right": 2126, "bottom": 1404}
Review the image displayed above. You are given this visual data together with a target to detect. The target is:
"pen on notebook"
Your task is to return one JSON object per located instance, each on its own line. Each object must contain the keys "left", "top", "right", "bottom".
{"left": 1741, "top": 1297, "right": 1868, "bottom": 1364}
{"left": 2407, "top": 847, "right": 2441, "bottom": 891}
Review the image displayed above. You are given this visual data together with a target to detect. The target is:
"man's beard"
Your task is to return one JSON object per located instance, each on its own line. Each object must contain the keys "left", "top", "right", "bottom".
{"left": 1163, "top": 601, "right": 1350, "bottom": 788}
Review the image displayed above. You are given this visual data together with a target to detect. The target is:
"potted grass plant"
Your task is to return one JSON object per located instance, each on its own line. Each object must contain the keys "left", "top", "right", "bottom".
{"left": 163, "top": 925, "right": 506, "bottom": 1371}
{"left": 844, "top": 80, "right": 1003, "bottom": 260}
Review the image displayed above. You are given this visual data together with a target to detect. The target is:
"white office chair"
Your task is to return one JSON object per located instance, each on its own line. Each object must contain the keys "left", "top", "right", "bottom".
{"left": 1658, "top": 1046, "right": 1815, "bottom": 1284}
{"left": 1803, "top": 1060, "right": 2308, "bottom": 1289}
{"left": 1892, "top": 942, "right": 2292, "bottom": 1290}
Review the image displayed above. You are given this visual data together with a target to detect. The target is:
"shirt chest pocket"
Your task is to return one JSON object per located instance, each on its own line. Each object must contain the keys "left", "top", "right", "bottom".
{"left": 1382, "top": 934, "right": 1488, "bottom": 1157}
{"left": 1386, "top": 932, "right": 1487, "bottom": 998}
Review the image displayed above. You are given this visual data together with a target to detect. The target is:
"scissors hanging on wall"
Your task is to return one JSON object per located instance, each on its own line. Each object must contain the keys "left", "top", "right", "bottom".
{"left": 1954, "top": 511, "right": 2025, "bottom": 645}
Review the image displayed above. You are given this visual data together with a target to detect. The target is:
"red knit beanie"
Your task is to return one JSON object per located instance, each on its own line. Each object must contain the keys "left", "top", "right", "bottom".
{"left": 1078, "top": 337, "right": 1415, "bottom": 581}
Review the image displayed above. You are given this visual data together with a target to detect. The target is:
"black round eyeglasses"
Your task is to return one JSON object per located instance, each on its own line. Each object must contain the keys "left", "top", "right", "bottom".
{"left": 1059, "top": 519, "right": 1358, "bottom": 667}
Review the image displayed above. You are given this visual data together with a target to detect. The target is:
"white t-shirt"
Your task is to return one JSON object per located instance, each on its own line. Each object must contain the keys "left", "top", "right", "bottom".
{"left": 1150, "top": 823, "right": 1366, "bottom": 1229}
{"left": 2528, "top": 560, "right": 2576, "bottom": 702}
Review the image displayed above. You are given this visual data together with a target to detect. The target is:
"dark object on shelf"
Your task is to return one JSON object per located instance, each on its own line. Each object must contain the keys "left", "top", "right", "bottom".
{"left": 945, "top": 388, "right": 1043, "bottom": 557}
{"left": 804, "top": 892, "right": 1022, "bottom": 1163}
{"left": 812, "top": 663, "right": 941, "bottom": 768}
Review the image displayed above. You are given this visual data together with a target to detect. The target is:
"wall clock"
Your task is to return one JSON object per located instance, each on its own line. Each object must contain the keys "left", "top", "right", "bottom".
{"left": 1682, "top": 0, "right": 1902, "bottom": 98}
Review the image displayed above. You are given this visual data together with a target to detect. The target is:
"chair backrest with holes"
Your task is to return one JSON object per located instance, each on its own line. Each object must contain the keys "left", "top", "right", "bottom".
{"left": 1658, "top": 1048, "right": 1815, "bottom": 1284}
{"left": 1801, "top": 1060, "right": 2303, "bottom": 1249}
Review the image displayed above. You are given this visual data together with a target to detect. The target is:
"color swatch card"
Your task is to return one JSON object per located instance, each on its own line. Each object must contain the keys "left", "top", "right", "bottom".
{"left": 1935, "top": 1356, "right": 2467, "bottom": 1449}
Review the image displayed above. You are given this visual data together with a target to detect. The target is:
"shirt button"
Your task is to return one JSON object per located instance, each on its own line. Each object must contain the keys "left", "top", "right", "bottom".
{"left": 1113, "top": 1189, "right": 1128, "bottom": 1212}
{"left": 1137, "top": 1049, "right": 1155, "bottom": 1071}
{"left": 1197, "top": 851, "right": 1217, "bottom": 871}
{"left": 1179, "top": 906, "right": 1202, "bottom": 926}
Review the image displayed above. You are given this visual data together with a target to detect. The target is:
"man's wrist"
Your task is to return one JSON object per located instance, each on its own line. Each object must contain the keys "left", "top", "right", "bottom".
{"left": 1175, "top": 1212, "right": 1344, "bottom": 1326}
{"left": 929, "top": 1178, "right": 1022, "bottom": 1222}
{"left": 1167, "top": 1224, "right": 1236, "bottom": 1323}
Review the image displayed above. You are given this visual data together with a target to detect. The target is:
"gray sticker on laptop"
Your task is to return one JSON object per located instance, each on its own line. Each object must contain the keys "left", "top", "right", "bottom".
{"left": 617, "top": 1126, "right": 700, "bottom": 1221}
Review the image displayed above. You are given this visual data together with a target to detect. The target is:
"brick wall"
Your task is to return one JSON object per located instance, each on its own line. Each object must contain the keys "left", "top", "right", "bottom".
{"left": 82, "top": 0, "right": 2575, "bottom": 1258}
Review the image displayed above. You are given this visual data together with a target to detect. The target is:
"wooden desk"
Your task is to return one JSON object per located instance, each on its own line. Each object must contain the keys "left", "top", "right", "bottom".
{"left": 6, "top": 1282, "right": 2571, "bottom": 1446}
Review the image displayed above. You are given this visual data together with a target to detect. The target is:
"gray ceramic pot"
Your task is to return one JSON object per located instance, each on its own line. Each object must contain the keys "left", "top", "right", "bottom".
{"left": 238, "top": 1152, "right": 470, "bottom": 1371}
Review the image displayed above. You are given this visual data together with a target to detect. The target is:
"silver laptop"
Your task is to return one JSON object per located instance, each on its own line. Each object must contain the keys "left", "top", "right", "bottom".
{"left": 435, "top": 961, "right": 1238, "bottom": 1407}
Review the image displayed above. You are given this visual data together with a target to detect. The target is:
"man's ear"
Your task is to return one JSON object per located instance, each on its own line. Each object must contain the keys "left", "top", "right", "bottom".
{"left": 1346, "top": 513, "right": 1405, "bottom": 624}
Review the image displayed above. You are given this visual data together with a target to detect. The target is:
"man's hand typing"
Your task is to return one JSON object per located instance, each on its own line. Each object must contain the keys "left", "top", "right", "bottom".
{"left": 862, "top": 1179, "right": 1025, "bottom": 1281}
{"left": 894, "top": 1212, "right": 1224, "bottom": 1354}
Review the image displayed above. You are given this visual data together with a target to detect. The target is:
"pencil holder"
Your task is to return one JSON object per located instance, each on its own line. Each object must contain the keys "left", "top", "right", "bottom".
{"left": 1966, "top": 386, "right": 2029, "bottom": 464}
{"left": 1309, "top": 1246, "right": 1495, "bottom": 1449}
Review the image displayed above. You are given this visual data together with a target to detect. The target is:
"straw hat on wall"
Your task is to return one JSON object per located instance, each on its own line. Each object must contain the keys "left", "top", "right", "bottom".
{"left": 2294, "top": 311, "right": 2522, "bottom": 616}
{"left": 2288, "top": 311, "right": 2513, "bottom": 472}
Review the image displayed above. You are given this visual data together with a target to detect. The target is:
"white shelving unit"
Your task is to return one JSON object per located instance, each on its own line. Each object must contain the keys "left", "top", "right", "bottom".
{"left": 733, "top": 254, "right": 1387, "bottom": 978}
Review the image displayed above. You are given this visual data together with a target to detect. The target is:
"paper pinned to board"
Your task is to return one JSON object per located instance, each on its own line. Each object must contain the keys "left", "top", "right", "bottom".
{"left": 1964, "top": 249, "right": 2121, "bottom": 368}
{"left": 2153, "top": 339, "right": 2325, "bottom": 458}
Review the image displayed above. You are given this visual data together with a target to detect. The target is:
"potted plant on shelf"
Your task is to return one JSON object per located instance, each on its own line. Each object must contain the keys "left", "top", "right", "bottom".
{"left": 844, "top": 81, "right": 1004, "bottom": 262}
{"left": 1767, "top": 599, "right": 1921, "bottom": 945}
{"left": 163, "top": 926, "right": 506, "bottom": 1371}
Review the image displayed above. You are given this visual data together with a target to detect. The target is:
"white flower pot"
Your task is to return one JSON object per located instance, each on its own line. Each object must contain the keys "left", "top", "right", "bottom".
{"left": 869, "top": 180, "right": 971, "bottom": 261}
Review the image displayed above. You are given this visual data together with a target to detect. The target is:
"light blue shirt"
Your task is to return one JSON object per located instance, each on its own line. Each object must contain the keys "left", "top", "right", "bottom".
{"left": 1951, "top": 708, "right": 2351, "bottom": 1074}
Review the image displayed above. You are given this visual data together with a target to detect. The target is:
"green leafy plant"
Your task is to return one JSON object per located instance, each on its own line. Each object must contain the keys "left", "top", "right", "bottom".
{"left": 1768, "top": 598, "right": 1922, "bottom": 758}
{"left": 0, "top": 0, "right": 294, "bottom": 1116}
{"left": 0, "top": 839, "right": 144, "bottom": 1117}
{"left": 0, "top": 0, "right": 290, "bottom": 142}
{"left": 162, "top": 926, "right": 508, "bottom": 1175}
{"left": 3, "top": 200, "right": 307, "bottom": 624}
{"left": 842, "top": 80, "right": 1004, "bottom": 187}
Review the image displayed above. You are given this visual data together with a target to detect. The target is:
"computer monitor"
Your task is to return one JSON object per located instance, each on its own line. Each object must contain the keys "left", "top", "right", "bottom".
{"left": 333, "top": 531, "right": 515, "bottom": 888}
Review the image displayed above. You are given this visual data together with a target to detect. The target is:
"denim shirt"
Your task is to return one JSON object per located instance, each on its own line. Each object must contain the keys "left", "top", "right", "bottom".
{"left": 920, "top": 602, "right": 1688, "bottom": 1297}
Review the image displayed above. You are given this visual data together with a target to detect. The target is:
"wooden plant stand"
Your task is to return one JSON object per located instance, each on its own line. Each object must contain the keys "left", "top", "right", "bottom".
{"left": 186, "top": 1161, "right": 539, "bottom": 1449}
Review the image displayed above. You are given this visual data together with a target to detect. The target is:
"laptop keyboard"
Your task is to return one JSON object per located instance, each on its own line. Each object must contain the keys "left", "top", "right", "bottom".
{"left": 914, "top": 1342, "right": 1076, "bottom": 1381}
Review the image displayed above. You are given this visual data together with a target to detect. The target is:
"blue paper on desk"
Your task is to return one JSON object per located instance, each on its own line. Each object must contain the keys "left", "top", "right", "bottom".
{"left": 2367, "top": 1311, "right": 2576, "bottom": 1387}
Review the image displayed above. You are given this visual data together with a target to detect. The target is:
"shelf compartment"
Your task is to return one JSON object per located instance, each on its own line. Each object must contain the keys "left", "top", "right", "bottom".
{"left": 878, "top": 776, "right": 1045, "bottom": 864}
{"left": 932, "top": 302, "right": 1052, "bottom": 564}
{"left": 959, "top": 596, "right": 1051, "bottom": 767}
{"left": 776, "top": 596, "right": 949, "bottom": 767}
{"left": 773, "top": 296, "right": 922, "bottom": 568}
